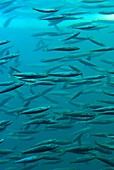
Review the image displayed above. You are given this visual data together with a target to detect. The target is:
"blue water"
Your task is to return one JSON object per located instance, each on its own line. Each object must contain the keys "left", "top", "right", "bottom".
{"left": 0, "top": 0, "right": 114, "bottom": 170}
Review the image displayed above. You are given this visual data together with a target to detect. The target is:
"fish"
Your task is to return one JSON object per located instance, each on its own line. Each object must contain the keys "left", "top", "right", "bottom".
{"left": 4, "top": 16, "right": 16, "bottom": 28}
{"left": 70, "top": 155, "right": 95, "bottom": 163}
{"left": 32, "top": 81, "right": 56, "bottom": 86}
{"left": 20, "top": 106, "right": 50, "bottom": 115}
{"left": 39, "top": 154, "right": 61, "bottom": 160}
{"left": 46, "top": 123, "right": 74, "bottom": 129}
{"left": 97, "top": 99, "right": 114, "bottom": 105}
{"left": 40, "top": 56, "right": 66, "bottom": 62}
{"left": 0, "top": 139, "right": 4, "bottom": 143}
{"left": 0, "top": 148, "right": 15, "bottom": 155}
{"left": 91, "top": 133, "right": 111, "bottom": 138}
{"left": 69, "top": 64, "right": 83, "bottom": 76}
{"left": 65, "top": 145, "right": 93, "bottom": 154}
{"left": 102, "top": 89, "right": 114, "bottom": 96}
{"left": 0, "top": 40, "right": 10, "bottom": 45}
{"left": 88, "top": 36, "right": 105, "bottom": 47}
{"left": 99, "top": 10, "right": 114, "bottom": 15}
{"left": 49, "top": 71, "right": 81, "bottom": 77}
{"left": 45, "top": 46, "right": 80, "bottom": 51}
{"left": 22, "top": 144, "right": 58, "bottom": 154}
{"left": 100, "top": 58, "right": 114, "bottom": 66}
{"left": 91, "top": 153, "right": 114, "bottom": 167}
{"left": 0, "top": 0, "right": 15, "bottom": 7}
{"left": 93, "top": 105, "right": 114, "bottom": 112}
{"left": 24, "top": 118, "right": 57, "bottom": 126}
{"left": 54, "top": 139, "right": 72, "bottom": 145}
{"left": 0, "top": 45, "right": 14, "bottom": 56}
{"left": 0, "top": 81, "right": 15, "bottom": 86}
{"left": 10, "top": 129, "right": 39, "bottom": 135}
{"left": 84, "top": 74, "right": 106, "bottom": 80}
{"left": 94, "top": 146, "right": 112, "bottom": 155}
{"left": 15, "top": 155, "right": 42, "bottom": 163}
{"left": 0, "top": 53, "right": 20, "bottom": 60}
{"left": 87, "top": 117, "right": 114, "bottom": 124}
{"left": 76, "top": 25, "right": 97, "bottom": 30}
{"left": 25, "top": 86, "right": 55, "bottom": 103}
{"left": 2, "top": 5, "right": 24, "bottom": 14}
{"left": 33, "top": 7, "right": 59, "bottom": 13}
{"left": 81, "top": 0, "right": 107, "bottom": 3}
{"left": 43, "top": 95, "right": 59, "bottom": 104}
{"left": 40, "top": 15, "right": 65, "bottom": 21}
{"left": 0, "top": 59, "right": 9, "bottom": 65}
{"left": 32, "top": 30, "right": 72, "bottom": 37}
{"left": 63, "top": 11, "right": 90, "bottom": 16}
{"left": 27, "top": 112, "right": 49, "bottom": 120}
{"left": 0, "top": 95, "right": 13, "bottom": 106}
{"left": 0, "top": 81, "right": 25, "bottom": 94}
{"left": 70, "top": 89, "right": 84, "bottom": 101}
{"left": 91, "top": 47, "right": 114, "bottom": 52}
{"left": 45, "top": 64, "right": 64, "bottom": 73}
{"left": 78, "top": 58, "right": 97, "bottom": 67}
{"left": 62, "top": 32, "right": 80, "bottom": 41}
{"left": 95, "top": 141, "right": 114, "bottom": 150}
{"left": 68, "top": 21, "right": 94, "bottom": 29}
{"left": 34, "top": 139, "right": 56, "bottom": 146}
{"left": 0, "top": 119, "right": 12, "bottom": 126}
{"left": 12, "top": 72, "right": 48, "bottom": 79}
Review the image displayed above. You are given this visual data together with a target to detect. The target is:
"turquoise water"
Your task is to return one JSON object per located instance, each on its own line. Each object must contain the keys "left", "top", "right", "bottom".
{"left": 0, "top": 0, "right": 114, "bottom": 170}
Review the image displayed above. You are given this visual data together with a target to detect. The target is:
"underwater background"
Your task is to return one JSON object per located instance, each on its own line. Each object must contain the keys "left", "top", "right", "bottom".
{"left": 1, "top": 0, "right": 114, "bottom": 170}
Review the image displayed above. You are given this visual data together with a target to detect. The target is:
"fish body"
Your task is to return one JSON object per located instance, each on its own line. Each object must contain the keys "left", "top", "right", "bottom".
{"left": 70, "top": 155, "right": 95, "bottom": 163}
{"left": 65, "top": 145, "right": 93, "bottom": 154}
{"left": 20, "top": 106, "right": 50, "bottom": 115}
{"left": 12, "top": 72, "right": 47, "bottom": 79}
{"left": 41, "top": 15, "right": 65, "bottom": 21}
{"left": 49, "top": 72, "right": 81, "bottom": 77}
{"left": 0, "top": 120, "right": 11, "bottom": 126}
{"left": 88, "top": 36, "right": 105, "bottom": 47}
{"left": 78, "top": 58, "right": 97, "bottom": 67}
{"left": 0, "top": 81, "right": 24, "bottom": 94}
{"left": 0, "top": 53, "right": 20, "bottom": 60}
{"left": 0, "top": 59, "right": 9, "bottom": 65}
{"left": 46, "top": 46, "right": 80, "bottom": 51}
{"left": 0, "top": 40, "right": 10, "bottom": 45}
{"left": 15, "top": 156, "right": 42, "bottom": 163}
{"left": 62, "top": 32, "right": 80, "bottom": 41}
{"left": 91, "top": 47, "right": 114, "bottom": 52}
{"left": 24, "top": 118, "right": 57, "bottom": 125}
{"left": 93, "top": 153, "right": 114, "bottom": 167}
{"left": 33, "top": 8, "right": 59, "bottom": 13}
{"left": 2, "top": 5, "right": 24, "bottom": 14}
{"left": 22, "top": 144, "right": 58, "bottom": 154}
